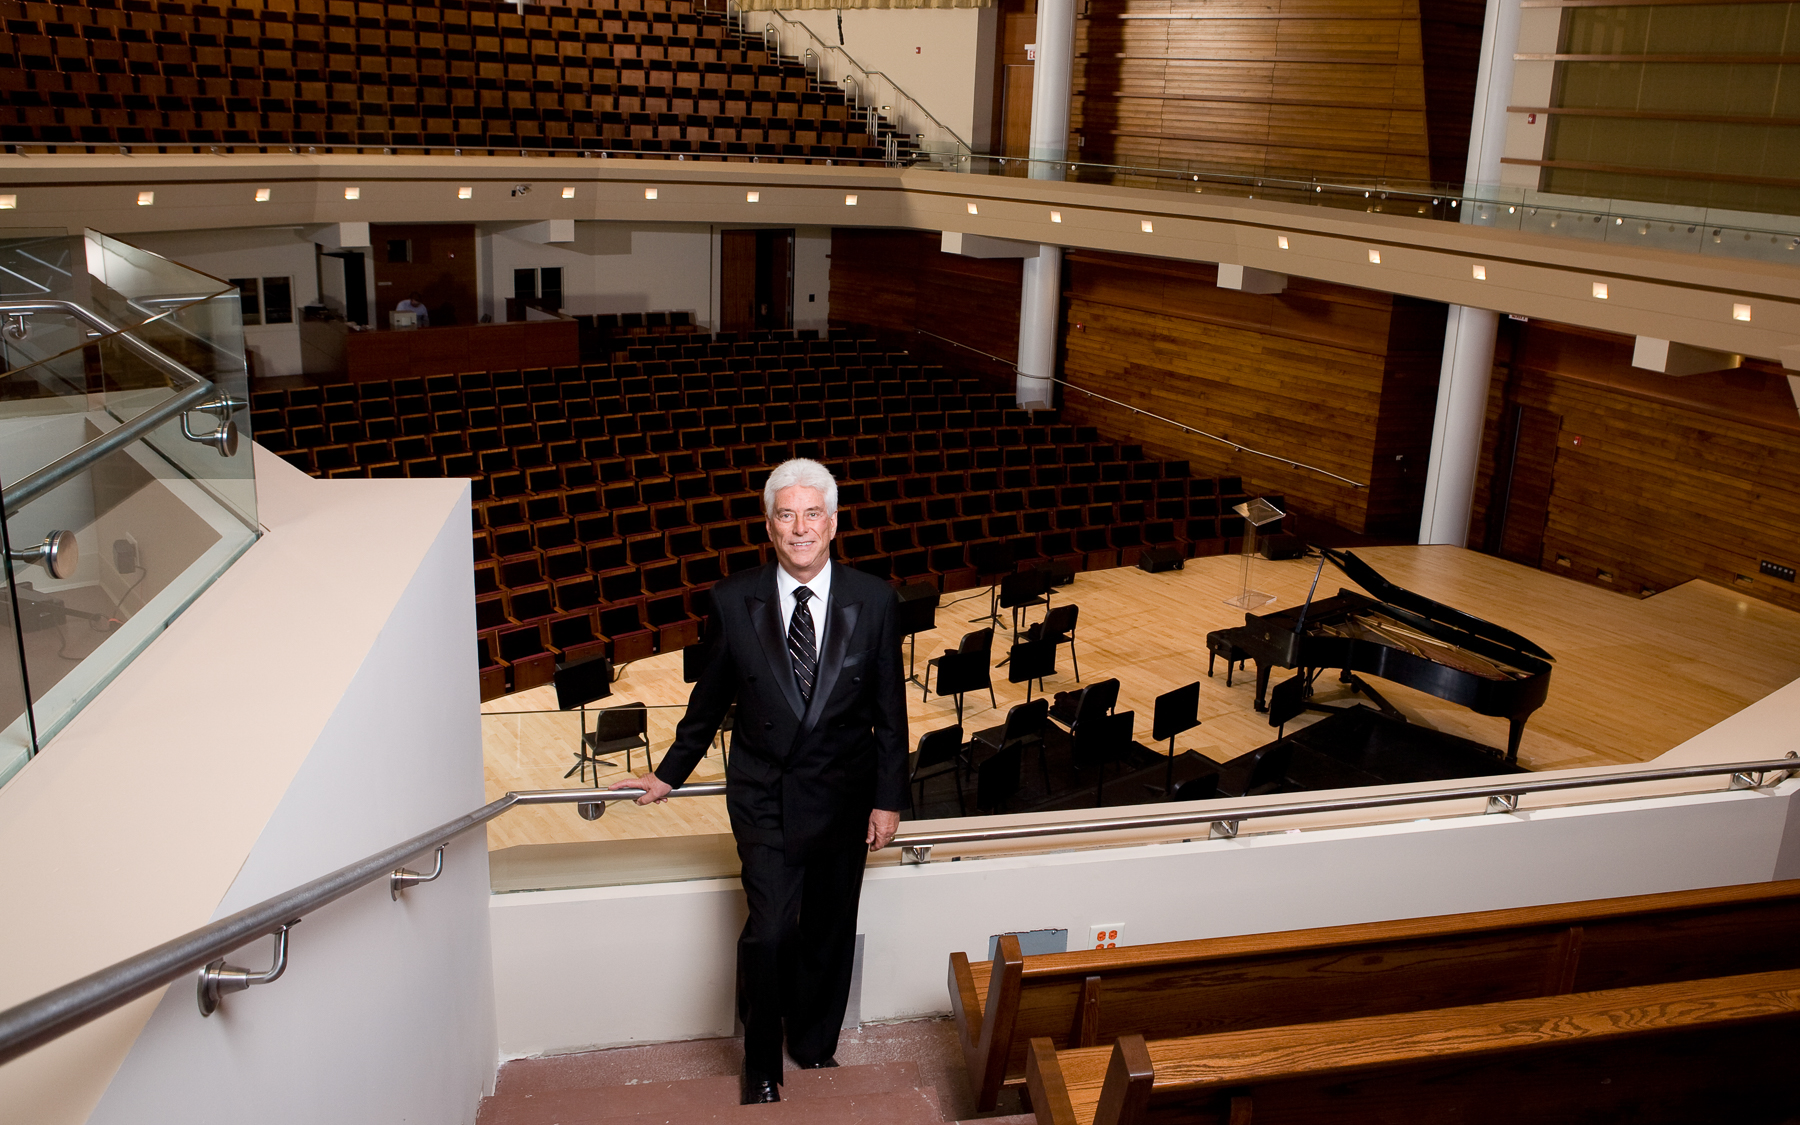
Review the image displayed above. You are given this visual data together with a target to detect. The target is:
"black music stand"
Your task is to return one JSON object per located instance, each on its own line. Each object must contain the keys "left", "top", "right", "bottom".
{"left": 554, "top": 654, "right": 616, "bottom": 781}
{"left": 1007, "top": 639, "right": 1057, "bottom": 701}
{"left": 1151, "top": 681, "right": 1202, "bottom": 798}
{"left": 934, "top": 653, "right": 992, "bottom": 726}
{"left": 897, "top": 580, "right": 940, "bottom": 687}
{"left": 999, "top": 568, "right": 1051, "bottom": 647}
{"left": 969, "top": 540, "right": 1013, "bottom": 626}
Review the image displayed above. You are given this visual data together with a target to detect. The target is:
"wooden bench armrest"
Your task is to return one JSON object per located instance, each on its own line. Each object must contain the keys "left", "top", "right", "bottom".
{"left": 1026, "top": 1036, "right": 1079, "bottom": 1125}
{"left": 949, "top": 951, "right": 982, "bottom": 1059}
{"left": 1092, "top": 1035, "right": 1155, "bottom": 1125}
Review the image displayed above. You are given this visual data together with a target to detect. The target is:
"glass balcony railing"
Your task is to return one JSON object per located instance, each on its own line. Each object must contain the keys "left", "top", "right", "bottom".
{"left": 927, "top": 152, "right": 1800, "bottom": 268}
{"left": 0, "top": 230, "right": 259, "bottom": 786}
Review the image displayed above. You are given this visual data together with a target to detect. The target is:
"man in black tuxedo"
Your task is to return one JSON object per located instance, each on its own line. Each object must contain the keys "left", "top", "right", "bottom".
{"left": 611, "top": 458, "right": 909, "bottom": 1105}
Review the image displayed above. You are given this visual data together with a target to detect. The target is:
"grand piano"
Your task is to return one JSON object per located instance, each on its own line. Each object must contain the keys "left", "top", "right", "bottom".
{"left": 1208, "top": 548, "right": 1554, "bottom": 762}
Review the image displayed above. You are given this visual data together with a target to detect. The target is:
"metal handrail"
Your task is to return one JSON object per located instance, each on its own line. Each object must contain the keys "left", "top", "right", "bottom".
{"left": 888, "top": 754, "right": 1800, "bottom": 860}
{"left": 0, "top": 782, "right": 723, "bottom": 1067}
{"left": 2, "top": 754, "right": 1794, "bottom": 1068}
{"left": 0, "top": 299, "right": 221, "bottom": 518}
{"left": 912, "top": 327, "right": 1369, "bottom": 489}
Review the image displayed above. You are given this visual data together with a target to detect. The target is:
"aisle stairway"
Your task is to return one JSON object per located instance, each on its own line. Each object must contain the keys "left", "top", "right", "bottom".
{"left": 477, "top": 1021, "right": 1034, "bottom": 1125}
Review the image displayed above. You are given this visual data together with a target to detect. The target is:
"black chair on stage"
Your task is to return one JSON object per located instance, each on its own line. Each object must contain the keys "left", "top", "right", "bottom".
{"left": 897, "top": 579, "right": 941, "bottom": 689}
{"left": 588, "top": 701, "right": 651, "bottom": 774}
{"left": 979, "top": 694, "right": 1051, "bottom": 799}
{"left": 908, "top": 724, "right": 966, "bottom": 816}
{"left": 555, "top": 653, "right": 616, "bottom": 784}
{"left": 969, "top": 539, "right": 1013, "bottom": 626}
{"left": 1006, "top": 637, "right": 1058, "bottom": 701}
{"left": 1052, "top": 675, "right": 1119, "bottom": 732}
{"left": 925, "top": 628, "right": 996, "bottom": 722}
{"left": 1024, "top": 603, "right": 1080, "bottom": 682}
{"left": 972, "top": 696, "right": 1050, "bottom": 811}
{"left": 1151, "top": 681, "right": 1202, "bottom": 797}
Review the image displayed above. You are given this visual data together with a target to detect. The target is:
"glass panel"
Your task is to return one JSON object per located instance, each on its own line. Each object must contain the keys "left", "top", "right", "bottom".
{"left": 0, "top": 230, "right": 260, "bottom": 776}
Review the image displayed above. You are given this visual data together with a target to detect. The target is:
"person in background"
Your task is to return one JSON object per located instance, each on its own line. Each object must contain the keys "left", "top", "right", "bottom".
{"left": 394, "top": 292, "right": 429, "bottom": 327}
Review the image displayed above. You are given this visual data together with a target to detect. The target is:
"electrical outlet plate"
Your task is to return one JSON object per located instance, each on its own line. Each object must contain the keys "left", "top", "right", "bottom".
{"left": 1089, "top": 923, "right": 1122, "bottom": 950}
{"left": 1761, "top": 560, "right": 1796, "bottom": 583}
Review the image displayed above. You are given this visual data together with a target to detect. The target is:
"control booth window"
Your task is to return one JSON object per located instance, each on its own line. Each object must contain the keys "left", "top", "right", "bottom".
{"left": 229, "top": 277, "right": 294, "bottom": 326}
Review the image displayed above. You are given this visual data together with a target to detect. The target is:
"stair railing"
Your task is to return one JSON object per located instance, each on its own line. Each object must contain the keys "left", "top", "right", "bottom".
{"left": 3, "top": 754, "right": 1797, "bottom": 1064}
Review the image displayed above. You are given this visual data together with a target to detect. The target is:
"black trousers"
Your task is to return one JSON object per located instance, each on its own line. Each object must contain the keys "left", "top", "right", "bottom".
{"left": 735, "top": 835, "right": 867, "bottom": 1082}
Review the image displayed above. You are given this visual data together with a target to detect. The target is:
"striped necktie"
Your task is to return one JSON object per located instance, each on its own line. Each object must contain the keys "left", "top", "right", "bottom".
{"left": 788, "top": 586, "right": 818, "bottom": 703}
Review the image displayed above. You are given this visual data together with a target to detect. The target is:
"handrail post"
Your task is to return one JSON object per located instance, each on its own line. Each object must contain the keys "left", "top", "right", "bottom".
{"left": 196, "top": 922, "right": 297, "bottom": 1017}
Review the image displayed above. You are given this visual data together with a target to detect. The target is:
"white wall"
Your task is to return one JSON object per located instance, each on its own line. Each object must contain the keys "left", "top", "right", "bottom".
{"left": 122, "top": 227, "right": 322, "bottom": 378}
{"left": 0, "top": 452, "right": 494, "bottom": 1124}
{"left": 795, "top": 224, "right": 832, "bottom": 333}
{"left": 480, "top": 221, "right": 715, "bottom": 326}
{"left": 490, "top": 778, "right": 1800, "bottom": 1057}
{"left": 776, "top": 7, "right": 990, "bottom": 148}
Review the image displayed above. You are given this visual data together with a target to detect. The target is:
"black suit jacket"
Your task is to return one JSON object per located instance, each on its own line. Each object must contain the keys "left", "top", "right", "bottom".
{"left": 654, "top": 561, "right": 910, "bottom": 862}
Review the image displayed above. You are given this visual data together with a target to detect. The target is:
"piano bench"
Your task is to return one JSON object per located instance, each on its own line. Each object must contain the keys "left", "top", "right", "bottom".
{"left": 1206, "top": 628, "right": 1252, "bottom": 686}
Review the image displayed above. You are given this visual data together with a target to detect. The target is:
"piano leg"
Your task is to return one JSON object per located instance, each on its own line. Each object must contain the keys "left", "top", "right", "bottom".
{"left": 1506, "top": 716, "right": 1527, "bottom": 764}
{"left": 1253, "top": 661, "right": 1272, "bottom": 712}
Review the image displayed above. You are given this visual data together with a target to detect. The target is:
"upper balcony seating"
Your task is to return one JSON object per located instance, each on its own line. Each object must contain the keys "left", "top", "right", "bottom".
{"left": 0, "top": 0, "right": 910, "bottom": 163}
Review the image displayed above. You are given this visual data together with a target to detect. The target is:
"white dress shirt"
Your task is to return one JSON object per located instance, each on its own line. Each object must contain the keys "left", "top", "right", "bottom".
{"left": 775, "top": 561, "right": 833, "bottom": 657}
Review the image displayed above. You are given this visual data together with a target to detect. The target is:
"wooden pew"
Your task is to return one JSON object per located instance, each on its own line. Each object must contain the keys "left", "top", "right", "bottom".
{"left": 948, "top": 879, "right": 1800, "bottom": 1111}
{"left": 1024, "top": 968, "right": 1800, "bottom": 1125}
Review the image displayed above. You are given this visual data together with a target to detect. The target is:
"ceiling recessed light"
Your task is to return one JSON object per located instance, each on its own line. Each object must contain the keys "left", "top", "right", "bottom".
{"left": 343, "top": 187, "right": 360, "bottom": 200}
{"left": 845, "top": 194, "right": 858, "bottom": 205}
{"left": 1472, "top": 264, "right": 1486, "bottom": 280}
{"left": 1733, "top": 303, "right": 1752, "bottom": 321}
{"left": 136, "top": 191, "right": 154, "bottom": 206}
{"left": 1592, "top": 282, "right": 1608, "bottom": 299}
{"left": 967, "top": 203, "right": 978, "bottom": 215}
{"left": 1050, "top": 210, "right": 1062, "bottom": 222}
{"left": 1368, "top": 249, "right": 1381, "bottom": 264}
{"left": 747, "top": 191, "right": 760, "bottom": 203}
{"left": 1277, "top": 235, "right": 1289, "bottom": 249}
{"left": 561, "top": 186, "right": 575, "bottom": 199}
{"left": 0, "top": 194, "right": 15, "bottom": 210}
{"left": 1140, "top": 220, "right": 1154, "bottom": 233}
{"left": 458, "top": 186, "right": 473, "bottom": 199}
{"left": 645, "top": 187, "right": 658, "bottom": 199}
{"left": 254, "top": 188, "right": 271, "bottom": 202}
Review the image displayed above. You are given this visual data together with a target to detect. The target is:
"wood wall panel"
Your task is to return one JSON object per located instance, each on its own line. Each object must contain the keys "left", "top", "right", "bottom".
{"left": 1467, "top": 321, "right": 1800, "bottom": 612}
{"left": 827, "top": 229, "right": 1022, "bottom": 363}
{"left": 1067, "top": 0, "right": 1482, "bottom": 187}
{"left": 1059, "top": 250, "right": 1442, "bottom": 536}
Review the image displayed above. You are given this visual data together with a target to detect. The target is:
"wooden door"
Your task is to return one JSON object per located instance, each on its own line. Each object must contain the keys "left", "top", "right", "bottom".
{"left": 1001, "top": 65, "right": 1034, "bottom": 158}
{"left": 719, "top": 229, "right": 793, "bottom": 334}
{"left": 719, "top": 229, "right": 758, "bottom": 335}
{"left": 369, "top": 223, "right": 477, "bottom": 329}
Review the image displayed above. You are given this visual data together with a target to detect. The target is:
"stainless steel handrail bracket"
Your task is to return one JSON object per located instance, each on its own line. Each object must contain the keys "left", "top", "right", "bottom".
{"left": 390, "top": 844, "right": 446, "bottom": 900}
{"left": 196, "top": 921, "right": 297, "bottom": 1017}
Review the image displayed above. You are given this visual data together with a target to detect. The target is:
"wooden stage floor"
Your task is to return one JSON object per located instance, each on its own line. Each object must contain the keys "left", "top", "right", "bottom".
{"left": 481, "top": 545, "right": 1800, "bottom": 854}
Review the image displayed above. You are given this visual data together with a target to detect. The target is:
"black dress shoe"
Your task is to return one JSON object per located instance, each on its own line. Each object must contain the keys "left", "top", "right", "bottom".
{"left": 797, "top": 1057, "right": 838, "bottom": 1069}
{"left": 740, "top": 1074, "right": 781, "bottom": 1105}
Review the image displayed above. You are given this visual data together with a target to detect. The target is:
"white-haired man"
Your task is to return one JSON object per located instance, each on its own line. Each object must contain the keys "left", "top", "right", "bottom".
{"left": 612, "top": 457, "right": 908, "bottom": 1104}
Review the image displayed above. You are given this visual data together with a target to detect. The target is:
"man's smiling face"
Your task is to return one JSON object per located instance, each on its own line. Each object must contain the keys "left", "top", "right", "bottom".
{"left": 767, "top": 484, "right": 837, "bottom": 582}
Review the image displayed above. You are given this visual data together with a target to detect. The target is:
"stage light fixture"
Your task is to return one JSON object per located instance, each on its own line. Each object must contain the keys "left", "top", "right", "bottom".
{"left": 1472, "top": 265, "right": 1486, "bottom": 280}
{"left": 137, "top": 191, "right": 154, "bottom": 206}
{"left": 1050, "top": 211, "right": 1062, "bottom": 222}
{"left": 1734, "top": 303, "right": 1752, "bottom": 321}
{"left": 747, "top": 191, "right": 760, "bottom": 202}
{"left": 1592, "top": 282, "right": 1608, "bottom": 299}
{"left": 845, "top": 194, "right": 858, "bottom": 205}
{"left": 343, "top": 187, "right": 360, "bottom": 200}
{"left": 645, "top": 187, "right": 658, "bottom": 199}
{"left": 562, "top": 187, "right": 575, "bottom": 198}
{"left": 1140, "top": 220, "right": 1153, "bottom": 233}
{"left": 254, "top": 188, "right": 271, "bottom": 202}
{"left": 0, "top": 195, "right": 14, "bottom": 209}
{"left": 1277, "top": 236, "right": 1289, "bottom": 249}
{"left": 1368, "top": 249, "right": 1381, "bottom": 263}
{"left": 458, "top": 186, "right": 473, "bottom": 199}
{"left": 967, "top": 203, "right": 978, "bottom": 214}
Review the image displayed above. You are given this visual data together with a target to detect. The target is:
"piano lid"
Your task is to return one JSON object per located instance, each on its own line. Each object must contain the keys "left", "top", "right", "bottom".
{"left": 1319, "top": 547, "right": 1556, "bottom": 665}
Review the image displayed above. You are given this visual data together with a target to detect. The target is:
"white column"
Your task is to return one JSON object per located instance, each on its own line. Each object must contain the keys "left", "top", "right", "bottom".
{"left": 1417, "top": 0, "right": 1523, "bottom": 545}
{"left": 1016, "top": 248, "right": 1061, "bottom": 410}
{"left": 1418, "top": 306, "right": 1500, "bottom": 545}
{"left": 1015, "top": 0, "right": 1076, "bottom": 409}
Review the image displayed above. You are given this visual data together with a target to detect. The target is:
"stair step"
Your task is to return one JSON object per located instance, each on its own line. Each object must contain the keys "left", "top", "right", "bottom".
{"left": 478, "top": 1062, "right": 943, "bottom": 1125}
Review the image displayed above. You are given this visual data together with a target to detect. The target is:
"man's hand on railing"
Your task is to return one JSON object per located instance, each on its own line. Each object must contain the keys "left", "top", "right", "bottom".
{"left": 609, "top": 772, "right": 673, "bottom": 805}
